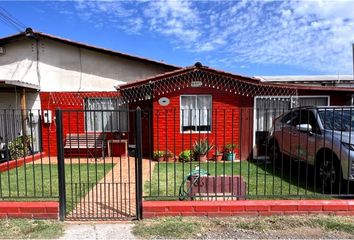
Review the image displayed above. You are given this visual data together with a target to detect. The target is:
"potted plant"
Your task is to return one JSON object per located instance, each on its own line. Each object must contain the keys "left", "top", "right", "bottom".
{"left": 179, "top": 150, "right": 193, "bottom": 162}
{"left": 193, "top": 138, "right": 213, "bottom": 162}
{"left": 8, "top": 135, "right": 32, "bottom": 160}
{"left": 213, "top": 149, "right": 223, "bottom": 161}
{"left": 153, "top": 150, "right": 165, "bottom": 162}
{"left": 165, "top": 150, "right": 175, "bottom": 162}
{"left": 224, "top": 143, "right": 238, "bottom": 161}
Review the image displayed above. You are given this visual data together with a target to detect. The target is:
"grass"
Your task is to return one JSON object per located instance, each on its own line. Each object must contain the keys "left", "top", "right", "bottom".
{"left": 133, "top": 217, "right": 202, "bottom": 239}
{"left": 144, "top": 161, "right": 327, "bottom": 199}
{"left": 0, "top": 162, "right": 114, "bottom": 212}
{"left": 0, "top": 219, "right": 64, "bottom": 239}
{"left": 133, "top": 216, "right": 354, "bottom": 239}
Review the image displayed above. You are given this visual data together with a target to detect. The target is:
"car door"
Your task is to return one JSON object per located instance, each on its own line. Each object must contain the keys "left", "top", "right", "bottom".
{"left": 275, "top": 110, "right": 299, "bottom": 156}
{"left": 290, "top": 110, "right": 319, "bottom": 163}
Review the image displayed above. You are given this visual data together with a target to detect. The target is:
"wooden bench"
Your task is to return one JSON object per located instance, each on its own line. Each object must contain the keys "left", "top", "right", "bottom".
{"left": 187, "top": 175, "right": 247, "bottom": 200}
{"left": 64, "top": 133, "right": 106, "bottom": 158}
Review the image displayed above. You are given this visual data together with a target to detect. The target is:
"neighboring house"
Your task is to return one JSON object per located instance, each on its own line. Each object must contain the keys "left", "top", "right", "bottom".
{"left": 257, "top": 75, "right": 354, "bottom": 88}
{"left": 118, "top": 64, "right": 354, "bottom": 160}
{"left": 0, "top": 28, "right": 179, "bottom": 155}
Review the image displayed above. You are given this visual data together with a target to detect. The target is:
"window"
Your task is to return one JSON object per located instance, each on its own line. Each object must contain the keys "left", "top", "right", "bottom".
{"left": 85, "top": 98, "right": 128, "bottom": 132}
{"left": 180, "top": 95, "right": 212, "bottom": 132}
{"left": 289, "top": 110, "right": 320, "bottom": 133}
{"left": 255, "top": 97, "right": 291, "bottom": 131}
{"left": 293, "top": 96, "right": 329, "bottom": 107}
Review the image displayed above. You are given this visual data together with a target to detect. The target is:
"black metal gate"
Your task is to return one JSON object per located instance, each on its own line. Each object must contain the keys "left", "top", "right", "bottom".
{"left": 56, "top": 108, "right": 143, "bottom": 221}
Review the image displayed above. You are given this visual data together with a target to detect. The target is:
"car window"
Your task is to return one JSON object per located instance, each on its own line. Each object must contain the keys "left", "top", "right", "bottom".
{"left": 289, "top": 110, "right": 320, "bottom": 133}
{"left": 318, "top": 109, "right": 354, "bottom": 131}
{"left": 281, "top": 110, "right": 299, "bottom": 125}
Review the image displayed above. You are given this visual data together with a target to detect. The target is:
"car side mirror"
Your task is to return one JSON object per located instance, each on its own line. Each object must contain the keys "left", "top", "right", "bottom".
{"left": 296, "top": 124, "right": 312, "bottom": 133}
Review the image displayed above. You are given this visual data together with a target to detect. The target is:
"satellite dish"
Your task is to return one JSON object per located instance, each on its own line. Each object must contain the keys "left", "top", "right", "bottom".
{"left": 158, "top": 97, "right": 170, "bottom": 106}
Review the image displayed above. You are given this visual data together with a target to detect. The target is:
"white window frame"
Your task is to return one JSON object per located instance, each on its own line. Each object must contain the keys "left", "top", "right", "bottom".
{"left": 291, "top": 95, "right": 330, "bottom": 108}
{"left": 180, "top": 95, "right": 212, "bottom": 133}
{"left": 84, "top": 97, "right": 128, "bottom": 132}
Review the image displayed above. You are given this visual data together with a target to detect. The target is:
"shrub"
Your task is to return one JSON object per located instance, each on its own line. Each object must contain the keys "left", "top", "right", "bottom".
{"left": 8, "top": 135, "right": 32, "bottom": 160}
{"left": 193, "top": 138, "right": 213, "bottom": 155}
{"left": 179, "top": 150, "right": 194, "bottom": 162}
{"left": 153, "top": 151, "right": 165, "bottom": 160}
{"left": 165, "top": 150, "right": 173, "bottom": 158}
{"left": 224, "top": 143, "right": 237, "bottom": 153}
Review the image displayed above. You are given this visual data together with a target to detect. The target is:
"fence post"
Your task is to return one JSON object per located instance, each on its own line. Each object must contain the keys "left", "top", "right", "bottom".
{"left": 56, "top": 109, "right": 66, "bottom": 221}
{"left": 135, "top": 107, "right": 143, "bottom": 220}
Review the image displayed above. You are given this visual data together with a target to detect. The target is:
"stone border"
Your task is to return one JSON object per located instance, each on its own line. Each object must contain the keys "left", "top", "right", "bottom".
{"left": 143, "top": 200, "right": 354, "bottom": 218}
{"left": 0, "top": 152, "right": 46, "bottom": 172}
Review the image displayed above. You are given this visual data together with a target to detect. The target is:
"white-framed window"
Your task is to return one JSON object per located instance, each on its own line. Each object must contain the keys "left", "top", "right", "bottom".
{"left": 180, "top": 95, "right": 212, "bottom": 132}
{"left": 85, "top": 98, "right": 128, "bottom": 132}
{"left": 292, "top": 96, "right": 329, "bottom": 107}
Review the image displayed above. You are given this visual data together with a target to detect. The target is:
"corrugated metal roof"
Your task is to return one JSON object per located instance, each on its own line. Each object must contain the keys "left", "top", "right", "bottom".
{"left": 256, "top": 75, "right": 354, "bottom": 82}
{"left": 0, "top": 80, "right": 40, "bottom": 90}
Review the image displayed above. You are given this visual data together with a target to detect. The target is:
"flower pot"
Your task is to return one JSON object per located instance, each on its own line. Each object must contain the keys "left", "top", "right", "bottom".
{"left": 225, "top": 152, "right": 236, "bottom": 161}
{"left": 213, "top": 154, "right": 223, "bottom": 161}
{"left": 165, "top": 156, "right": 175, "bottom": 162}
{"left": 197, "top": 154, "right": 207, "bottom": 162}
{"left": 156, "top": 156, "right": 164, "bottom": 162}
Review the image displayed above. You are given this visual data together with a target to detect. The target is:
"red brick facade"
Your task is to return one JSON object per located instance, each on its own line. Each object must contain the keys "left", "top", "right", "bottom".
{"left": 40, "top": 92, "right": 119, "bottom": 156}
{"left": 152, "top": 87, "right": 254, "bottom": 160}
{"left": 37, "top": 89, "right": 353, "bottom": 158}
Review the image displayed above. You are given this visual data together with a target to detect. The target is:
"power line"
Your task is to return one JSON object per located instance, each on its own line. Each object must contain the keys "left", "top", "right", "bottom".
{"left": 0, "top": 7, "right": 25, "bottom": 32}
{"left": 0, "top": 13, "right": 23, "bottom": 32}
{"left": 0, "top": 6, "right": 26, "bottom": 29}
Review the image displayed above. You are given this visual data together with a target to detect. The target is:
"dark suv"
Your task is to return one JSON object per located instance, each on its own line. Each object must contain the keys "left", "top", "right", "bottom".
{"left": 268, "top": 106, "right": 354, "bottom": 191}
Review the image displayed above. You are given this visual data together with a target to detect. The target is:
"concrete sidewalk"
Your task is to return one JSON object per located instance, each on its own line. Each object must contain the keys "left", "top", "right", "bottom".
{"left": 59, "top": 223, "right": 136, "bottom": 240}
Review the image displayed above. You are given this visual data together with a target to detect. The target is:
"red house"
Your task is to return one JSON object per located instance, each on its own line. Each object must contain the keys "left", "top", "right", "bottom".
{"left": 119, "top": 63, "right": 354, "bottom": 160}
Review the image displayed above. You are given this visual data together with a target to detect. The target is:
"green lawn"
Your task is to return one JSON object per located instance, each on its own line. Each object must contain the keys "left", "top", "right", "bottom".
{"left": 0, "top": 162, "right": 114, "bottom": 212}
{"left": 144, "top": 161, "right": 326, "bottom": 200}
{"left": 133, "top": 216, "right": 354, "bottom": 239}
{"left": 0, "top": 219, "right": 63, "bottom": 239}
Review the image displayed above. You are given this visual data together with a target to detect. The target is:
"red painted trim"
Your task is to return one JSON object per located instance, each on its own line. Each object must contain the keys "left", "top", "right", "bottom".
{"left": 0, "top": 201, "right": 58, "bottom": 219}
{"left": 0, "top": 152, "right": 46, "bottom": 172}
{"left": 143, "top": 200, "right": 354, "bottom": 218}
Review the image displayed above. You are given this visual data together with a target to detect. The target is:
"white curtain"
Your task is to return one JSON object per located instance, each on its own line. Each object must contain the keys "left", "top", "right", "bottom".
{"left": 181, "top": 96, "right": 196, "bottom": 130}
{"left": 197, "top": 96, "right": 211, "bottom": 127}
{"left": 297, "top": 97, "right": 328, "bottom": 107}
{"left": 86, "top": 98, "right": 128, "bottom": 132}
{"left": 256, "top": 98, "right": 291, "bottom": 131}
{"left": 181, "top": 95, "right": 211, "bottom": 131}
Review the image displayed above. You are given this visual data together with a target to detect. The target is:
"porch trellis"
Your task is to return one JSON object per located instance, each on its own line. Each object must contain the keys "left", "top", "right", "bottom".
{"left": 120, "top": 68, "right": 298, "bottom": 103}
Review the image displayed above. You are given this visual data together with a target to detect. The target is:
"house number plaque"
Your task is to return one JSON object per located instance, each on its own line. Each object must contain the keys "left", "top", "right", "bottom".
{"left": 191, "top": 81, "right": 202, "bottom": 87}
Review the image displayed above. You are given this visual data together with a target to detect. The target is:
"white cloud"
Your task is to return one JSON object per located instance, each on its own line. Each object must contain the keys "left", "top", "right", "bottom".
{"left": 70, "top": 0, "right": 354, "bottom": 74}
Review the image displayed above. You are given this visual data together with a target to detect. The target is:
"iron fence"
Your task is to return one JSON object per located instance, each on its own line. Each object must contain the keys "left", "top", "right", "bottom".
{"left": 145, "top": 106, "right": 354, "bottom": 200}
{"left": 0, "top": 106, "right": 354, "bottom": 220}
{"left": 0, "top": 109, "right": 56, "bottom": 199}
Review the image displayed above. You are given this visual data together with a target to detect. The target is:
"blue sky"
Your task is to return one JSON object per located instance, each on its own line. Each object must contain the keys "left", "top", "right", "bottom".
{"left": 1, "top": 0, "right": 354, "bottom": 76}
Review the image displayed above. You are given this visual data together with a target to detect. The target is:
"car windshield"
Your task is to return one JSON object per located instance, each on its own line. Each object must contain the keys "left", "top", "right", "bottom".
{"left": 318, "top": 109, "right": 354, "bottom": 131}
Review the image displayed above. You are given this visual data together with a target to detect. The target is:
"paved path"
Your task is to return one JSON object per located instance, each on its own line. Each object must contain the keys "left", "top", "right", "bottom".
{"left": 59, "top": 223, "right": 136, "bottom": 240}
{"left": 68, "top": 157, "right": 153, "bottom": 220}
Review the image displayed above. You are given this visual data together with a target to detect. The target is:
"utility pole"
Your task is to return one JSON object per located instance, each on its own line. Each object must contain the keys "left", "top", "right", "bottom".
{"left": 352, "top": 43, "right": 354, "bottom": 105}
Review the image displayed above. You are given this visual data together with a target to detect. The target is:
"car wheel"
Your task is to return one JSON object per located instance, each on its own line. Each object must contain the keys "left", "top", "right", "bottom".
{"left": 269, "top": 140, "right": 280, "bottom": 164}
{"left": 317, "top": 155, "right": 341, "bottom": 194}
